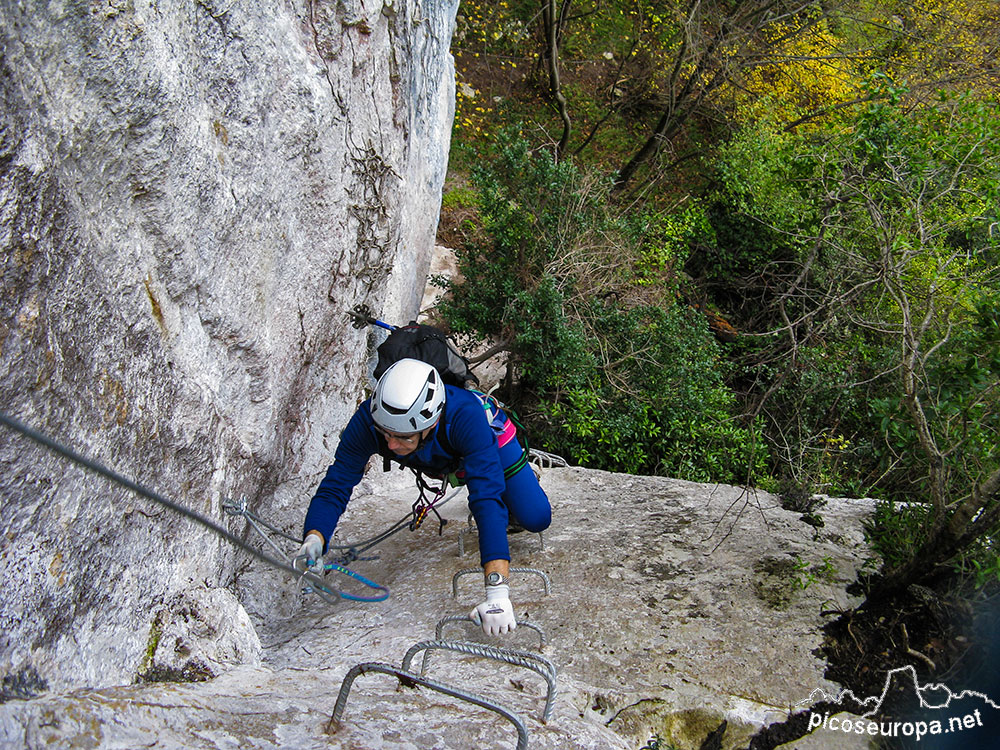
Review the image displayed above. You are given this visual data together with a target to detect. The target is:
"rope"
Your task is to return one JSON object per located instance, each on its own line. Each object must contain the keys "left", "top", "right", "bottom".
{"left": 327, "top": 485, "right": 464, "bottom": 565}
{"left": 322, "top": 563, "right": 390, "bottom": 603}
{"left": 221, "top": 497, "right": 389, "bottom": 601}
{"left": 223, "top": 497, "right": 298, "bottom": 560}
{"left": 222, "top": 497, "right": 301, "bottom": 543}
{"left": 0, "top": 411, "right": 384, "bottom": 605}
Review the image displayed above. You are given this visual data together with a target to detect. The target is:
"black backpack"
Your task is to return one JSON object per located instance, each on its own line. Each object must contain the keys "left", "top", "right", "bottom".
{"left": 372, "top": 321, "right": 479, "bottom": 388}
{"left": 350, "top": 307, "right": 528, "bottom": 515}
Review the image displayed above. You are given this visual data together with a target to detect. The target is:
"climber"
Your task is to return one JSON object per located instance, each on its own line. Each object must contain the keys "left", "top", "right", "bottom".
{"left": 296, "top": 358, "right": 551, "bottom": 636}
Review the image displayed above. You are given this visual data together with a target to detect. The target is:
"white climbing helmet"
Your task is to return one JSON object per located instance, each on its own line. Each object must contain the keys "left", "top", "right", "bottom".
{"left": 370, "top": 358, "right": 445, "bottom": 434}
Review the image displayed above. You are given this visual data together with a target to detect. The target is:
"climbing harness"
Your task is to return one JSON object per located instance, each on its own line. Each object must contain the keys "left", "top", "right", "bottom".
{"left": 438, "top": 388, "right": 530, "bottom": 482}
{"left": 314, "top": 484, "right": 465, "bottom": 566}
{"left": 0, "top": 411, "right": 383, "bottom": 605}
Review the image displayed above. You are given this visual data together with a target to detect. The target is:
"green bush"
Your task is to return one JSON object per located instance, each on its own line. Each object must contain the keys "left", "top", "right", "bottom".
{"left": 863, "top": 499, "right": 933, "bottom": 573}
{"left": 438, "top": 132, "right": 763, "bottom": 483}
{"left": 539, "top": 302, "right": 763, "bottom": 479}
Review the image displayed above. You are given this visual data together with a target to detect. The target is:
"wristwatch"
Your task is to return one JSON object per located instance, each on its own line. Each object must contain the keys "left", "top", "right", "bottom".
{"left": 485, "top": 571, "right": 510, "bottom": 587}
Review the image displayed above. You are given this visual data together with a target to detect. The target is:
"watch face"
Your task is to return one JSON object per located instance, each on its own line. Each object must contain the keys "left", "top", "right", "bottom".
{"left": 486, "top": 572, "right": 504, "bottom": 585}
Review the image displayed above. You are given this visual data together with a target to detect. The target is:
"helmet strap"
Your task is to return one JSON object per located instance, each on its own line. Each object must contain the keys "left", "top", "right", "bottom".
{"left": 416, "top": 421, "right": 440, "bottom": 450}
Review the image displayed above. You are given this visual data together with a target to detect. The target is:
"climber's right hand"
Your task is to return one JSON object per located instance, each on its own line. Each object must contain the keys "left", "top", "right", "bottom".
{"left": 470, "top": 583, "right": 517, "bottom": 636}
{"left": 294, "top": 532, "right": 324, "bottom": 573}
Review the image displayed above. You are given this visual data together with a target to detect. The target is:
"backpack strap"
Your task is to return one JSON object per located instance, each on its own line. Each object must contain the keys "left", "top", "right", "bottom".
{"left": 435, "top": 404, "right": 457, "bottom": 458}
{"left": 442, "top": 392, "right": 531, "bottom": 484}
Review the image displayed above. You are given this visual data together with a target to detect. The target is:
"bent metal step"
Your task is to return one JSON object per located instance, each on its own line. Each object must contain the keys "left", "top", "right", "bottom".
{"left": 402, "top": 638, "right": 557, "bottom": 722}
{"left": 459, "top": 513, "right": 546, "bottom": 555}
{"left": 435, "top": 613, "right": 547, "bottom": 650}
{"left": 452, "top": 566, "right": 552, "bottom": 598}
{"left": 328, "top": 661, "right": 529, "bottom": 749}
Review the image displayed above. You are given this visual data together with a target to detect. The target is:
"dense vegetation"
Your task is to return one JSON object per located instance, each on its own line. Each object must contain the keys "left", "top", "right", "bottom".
{"left": 435, "top": 0, "right": 1000, "bottom": 599}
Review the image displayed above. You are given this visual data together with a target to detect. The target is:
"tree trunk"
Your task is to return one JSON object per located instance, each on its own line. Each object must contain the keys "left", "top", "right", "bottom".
{"left": 543, "top": 0, "right": 571, "bottom": 157}
{"left": 865, "top": 466, "right": 1000, "bottom": 601}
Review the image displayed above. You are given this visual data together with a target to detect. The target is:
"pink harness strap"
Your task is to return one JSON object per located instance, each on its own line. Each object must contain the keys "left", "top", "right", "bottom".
{"left": 496, "top": 416, "right": 517, "bottom": 448}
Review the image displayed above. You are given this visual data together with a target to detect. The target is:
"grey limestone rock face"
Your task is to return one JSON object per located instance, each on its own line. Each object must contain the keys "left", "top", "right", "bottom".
{"left": 0, "top": 4, "right": 881, "bottom": 748}
{"left": 0, "top": 467, "right": 875, "bottom": 749}
{"left": 137, "top": 583, "right": 263, "bottom": 684}
{"left": 0, "top": 0, "right": 457, "bottom": 693}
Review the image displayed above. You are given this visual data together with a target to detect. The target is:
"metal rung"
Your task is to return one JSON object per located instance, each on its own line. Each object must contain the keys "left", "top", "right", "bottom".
{"left": 452, "top": 567, "right": 551, "bottom": 598}
{"left": 458, "top": 516, "right": 545, "bottom": 556}
{"left": 528, "top": 448, "right": 567, "bottom": 468}
{"left": 458, "top": 513, "right": 477, "bottom": 556}
{"left": 435, "top": 614, "right": 546, "bottom": 650}
{"left": 328, "top": 662, "right": 528, "bottom": 749}
{"left": 402, "top": 639, "right": 557, "bottom": 722}
{"left": 458, "top": 532, "right": 472, "bottom": 556}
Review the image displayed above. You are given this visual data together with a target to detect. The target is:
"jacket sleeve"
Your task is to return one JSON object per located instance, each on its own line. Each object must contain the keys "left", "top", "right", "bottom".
{"left": 302, "top": 405, "right": 379, "bottom": 551}
{"left": 447, "top": 397, "right": 510, "bottom": 565}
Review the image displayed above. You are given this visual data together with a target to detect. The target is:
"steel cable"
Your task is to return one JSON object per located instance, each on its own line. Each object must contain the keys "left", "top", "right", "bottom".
{"left": 0, "top": 411, "right": 384, "bottom": 603}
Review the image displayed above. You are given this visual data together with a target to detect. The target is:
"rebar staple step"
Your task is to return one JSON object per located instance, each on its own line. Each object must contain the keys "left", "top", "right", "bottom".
{"left": 328, "top": 661, "right": 528, "bottom": 749}
{"left": 459, "top": 514, "right": 545, "bottom": 555}
{"left": 528, "top": 448, "right": 568, "bottom": 468}
{"left": 402, "top": 639, "right": 557, "bottom": 722}
{"left": 452, "top": 567, "right": 551, "bottom": 597}
{"left": 435, "top": 614, "right": 547, "bottom": 650}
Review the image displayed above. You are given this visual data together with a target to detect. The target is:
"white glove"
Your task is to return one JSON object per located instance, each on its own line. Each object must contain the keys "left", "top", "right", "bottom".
{"left": 470, "top": 583, "right": 517, "bottom": 635}
{"left": 294, "top": 532, "right": 324, "bottom": 573}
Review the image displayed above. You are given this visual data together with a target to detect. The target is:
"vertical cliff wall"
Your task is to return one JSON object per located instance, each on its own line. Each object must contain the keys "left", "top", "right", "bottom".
{"left": 0, "top": 0, "right": 457, "bottom": 693}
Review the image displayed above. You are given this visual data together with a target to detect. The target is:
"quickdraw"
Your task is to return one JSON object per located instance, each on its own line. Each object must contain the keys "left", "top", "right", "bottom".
{"left": 409, "top": 473, "right": 449, "bottom": 533}
{"left": 328, "top": 484, "right": 464, "bottom": 565}
{"left": 221, "top": 496, "right": 392, "bottom": 603}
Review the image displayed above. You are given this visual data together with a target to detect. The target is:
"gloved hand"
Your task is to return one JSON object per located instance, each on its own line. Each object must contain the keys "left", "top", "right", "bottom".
{"left": 294, "top": 532, "right": 324, "bottom": 573}
{"left": 470, "top": 583, "right": 517, "bottom": 635}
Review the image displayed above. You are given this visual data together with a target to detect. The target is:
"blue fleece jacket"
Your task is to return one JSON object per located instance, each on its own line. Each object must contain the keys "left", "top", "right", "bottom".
{"left": 303, "top": 385, "right": 512, "bottom": 564}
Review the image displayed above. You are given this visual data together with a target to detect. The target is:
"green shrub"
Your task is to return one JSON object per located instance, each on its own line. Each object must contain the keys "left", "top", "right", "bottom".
{"left": 438, "top": 132, "right": 763, "bottom": 483}
{"left": 539, "top": 302, "right": 763, "bottom": 479}
{"left": 863, "top": 499, "right": 933, "bottom": 573}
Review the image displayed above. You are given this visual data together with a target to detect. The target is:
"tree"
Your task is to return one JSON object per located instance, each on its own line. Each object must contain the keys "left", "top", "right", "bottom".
{"left": 717, "top": 83, "right": 1000, "bottom": 593}
{"left": 613, "top": 0, "right": 848, "bottom": 191}
{"left": 609, "top": 0, "right": 1000, "bottom": 191}
{"left": 437, "top": 133, "right": 762, "bottom": 482}
{"left": 839, "top": 89, "right": 1000, "bottom": 595}
{"left": 541, "top": 0, "right": 572, "bottom": 156}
